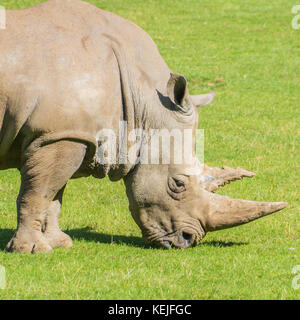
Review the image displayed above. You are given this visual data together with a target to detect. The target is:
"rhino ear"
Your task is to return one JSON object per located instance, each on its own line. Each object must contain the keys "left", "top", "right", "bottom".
{"left": 167, "top": 73, "right": 190, "bottom": 112}
{"left": 191, "top": 92, "right": 215, "bottom": 107}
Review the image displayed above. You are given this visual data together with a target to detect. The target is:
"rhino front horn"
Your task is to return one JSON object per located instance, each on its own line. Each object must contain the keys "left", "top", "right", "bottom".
{"left": 201, "top": 190, "right": 288, "bottom": 232}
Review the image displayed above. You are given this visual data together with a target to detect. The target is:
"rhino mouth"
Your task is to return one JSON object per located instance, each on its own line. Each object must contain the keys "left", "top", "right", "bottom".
{"left": 144, "top": 229, "right": 198, "bottom": 249}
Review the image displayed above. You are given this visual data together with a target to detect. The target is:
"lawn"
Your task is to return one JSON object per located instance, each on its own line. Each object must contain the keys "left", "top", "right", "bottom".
{"left": 0, "top": 0, "right": 299, "bottom": 300}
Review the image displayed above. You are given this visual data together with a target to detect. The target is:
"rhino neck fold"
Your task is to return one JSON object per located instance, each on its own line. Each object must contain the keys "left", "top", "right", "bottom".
{"left": 99, "top": 34, "right": 172, "bottom": 181}
{"left": 105, "top": 39, "right": 146, "bottom": 181}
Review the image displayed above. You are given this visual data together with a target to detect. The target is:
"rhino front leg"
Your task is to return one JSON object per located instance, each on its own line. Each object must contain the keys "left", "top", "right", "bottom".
{"left": 41, "top": 186, "right": 73, "bottom": 249}
{"left": 199, "top": 165, "right": 256, "bottom": 192}
{"left": 6, "top": 140, "right": 87, "bottom": 253}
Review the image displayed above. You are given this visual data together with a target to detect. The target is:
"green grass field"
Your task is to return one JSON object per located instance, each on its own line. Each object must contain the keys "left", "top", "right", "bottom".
{"left": 0, "top": 0, "right": 299, "bottom": 299}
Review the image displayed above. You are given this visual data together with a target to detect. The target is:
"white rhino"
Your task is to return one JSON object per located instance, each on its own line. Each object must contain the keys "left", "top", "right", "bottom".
{"left": 0, "top": 0, "right": 287, "bottom": 253}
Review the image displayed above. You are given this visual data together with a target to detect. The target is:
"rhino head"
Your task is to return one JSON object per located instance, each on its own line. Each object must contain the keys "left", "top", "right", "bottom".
{"left": 123, "top": 73, "right": 287, "bottom": 249}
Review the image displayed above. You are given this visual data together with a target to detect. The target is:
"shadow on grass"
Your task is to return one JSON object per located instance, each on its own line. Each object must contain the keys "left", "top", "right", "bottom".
{"left": 0, "top": 228, "right": 15, "bottom": 250}
{"left": 67, "top": 227, "right": 149, "bottom": 249}
{"left": 200, "top": 240, "right": 248, "bottom": 247}
{"left": 66, "top": 228, "right": 248, "bottom": 249}
{"left": 0, "top": 227, "right": 248, "bottom": 251}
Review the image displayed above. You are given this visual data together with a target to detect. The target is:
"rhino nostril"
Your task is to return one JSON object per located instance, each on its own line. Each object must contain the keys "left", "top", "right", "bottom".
{"left": 182, "top": 232, "right": 193, "bottom": 242}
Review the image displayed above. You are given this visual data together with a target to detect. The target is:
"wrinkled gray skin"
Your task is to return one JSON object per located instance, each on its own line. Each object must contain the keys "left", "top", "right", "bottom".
{"left": 0, "top": 0, "right": 287, "bottom": 253}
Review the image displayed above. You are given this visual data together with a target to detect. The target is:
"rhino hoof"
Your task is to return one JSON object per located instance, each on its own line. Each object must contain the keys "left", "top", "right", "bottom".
{"left": 6, "top": 231, "right": 52, "bottom": 254}
{"left": 43, "top": 231, "right": 73, "bottom": 249}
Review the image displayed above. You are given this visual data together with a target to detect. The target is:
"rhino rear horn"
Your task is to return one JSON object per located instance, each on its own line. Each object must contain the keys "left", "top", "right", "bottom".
{"left": 199, "top": 165, "right": 256, "bottom": 192}
{"left": 202, "top": 190, "right": 288, "bottom": 232}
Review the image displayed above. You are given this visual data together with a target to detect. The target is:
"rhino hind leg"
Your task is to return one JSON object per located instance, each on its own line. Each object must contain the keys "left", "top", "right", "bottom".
{"left": 6, "top": 140, "right": 87, "bottom": 253}
{"left": 199, "top": 165, "right": 256, "bottom": 192}
{"left": 41, "top": 186, "right": 73, "bottom": 249}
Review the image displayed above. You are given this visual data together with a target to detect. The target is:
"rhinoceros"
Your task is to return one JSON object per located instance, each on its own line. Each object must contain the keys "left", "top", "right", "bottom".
{"left": 0, "top": 0, "right": 287, "bottom": 253}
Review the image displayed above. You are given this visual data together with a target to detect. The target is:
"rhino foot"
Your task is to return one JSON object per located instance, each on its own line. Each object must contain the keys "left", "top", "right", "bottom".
{"left": 41, "top": 192, "right": 73, "bottom": 249}
{"left": 7, "top": 140, "right": 87, "bottom": 254}
{"left": 6, "top": 229, "right": 52, "bottom": 253}
{"left": 43, "top": 230, "right": 73, "bottom": 249}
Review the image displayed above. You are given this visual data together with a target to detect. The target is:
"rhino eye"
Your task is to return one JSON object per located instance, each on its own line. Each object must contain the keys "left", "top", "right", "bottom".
{"left": 168, "top": 176, "right": 186, "bottom": 193}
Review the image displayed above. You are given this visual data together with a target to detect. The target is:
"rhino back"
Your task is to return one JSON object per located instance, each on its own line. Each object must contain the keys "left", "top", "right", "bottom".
{"left": 0, "top": 0, "right": 171, "bottom": 169}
